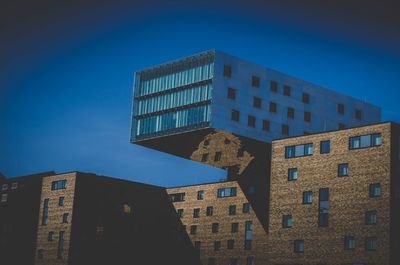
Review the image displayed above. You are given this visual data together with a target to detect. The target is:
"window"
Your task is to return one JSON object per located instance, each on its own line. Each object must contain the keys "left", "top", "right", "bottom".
{"left": 223, "top": 65, "right": 232, "bottom": 77}
{"left": 2, "top": 184, "right": 8, "bottom": 191}
{"left": 58, "top": 196, "right": 65, "bottom": 206}
{"left": 62, "top": 213, "right": 69, "bottom": 223}
{"left": 304, "top": 111, "right": 311, "bottom": 122}
{"left": 11, "top": 182, "right": 18, "bottom": 190}
{"left": 194, "top": 241, "right": 201, "bottom": 250}
{"left": 338, "top": 163, "right": 349, "bottom": 177}
{"left": 229, "top": 205, "right": 237, "bottom": 215}
{"left": 244, "top": 240, "right": 252, "bottom": 250}
{"left": 197, "top": 190, "right": 205, "bottom": 200}
{"left": 227, "top": 87, "right": 236, "bottom": 99}
{"left": 248, "top": 115, "right": 256, "bottom": 128}
{"left": 51, "top": 180, "right": 67, "bottom": 190}
{"left": 37, "top": 249, "right": 44, "bottom": 259}
{"left": 269, "top": 102, "right": 277, "bottom": 113}
{"left": 212, "top": 223, "right": 219, "bottom": 233}
{"left": 365, "top": 237, "right": 377, "bottom": 251}
{"left": 214, "top": 151, "right": 222, "bottom": 161}
{"left": 283, "top": 85, "right": 291, "bottom": 96}
{"left": 57, "top": 231, "right": 65, "bottom": 259}
{"left": 201, "top": 153, "right": 209, "bottom": 162}
{"left": 206, "top": 206, "right": 213, "bottom": 216}
{"left": 243, "top": 203, "right": 250, "bottom": 213}
{"left": 338, "top": 103, "right": 345, "bottom": 114}
{"left": 287, "top": 107, "right": 295, "bottom": 118}
{"left": 244, "top": 220, "right": 252, "bottom": 250}
{"left": 214, "top": 241, "right": 221, "bottom": 251}
{"left": 42, "top": 198, "right": 49, "bottom": 225}
{"left": 246, "top": 256, "right": 255, "bottom": 265}
{"left": 294, "top": 240, "right": 304, "bottom": 253}
{"left": 285, "top": 143, "right": 313, "bottom": 158}
{"left": 217, "top": 187, "right": 237, "bottom": 198}
{"left": 344, "top": 236, "right": 356, "bottom": 250}
{"left": 253, "top": 97, "right": 261, "bottom": 108}
{"left": 282, "top": 124, "right": 289, "bottom": 135}
{"left": 231, "top": 109, "right": 240, "bottom": 122}
{"left": 169, "top": 193, "right": 185, "bottom": 202}
{"left": 237, "top": 148, "right": 244, "bottom": 157}
{"left": 369, "top": 183, "right": 381, "bottom": 197}
{"left": 230, "top": 258, "right": 238, "bottom": 265}
{"left": 282, "top": 215, "right": 293, "bottom": 228}
{"left": 320, "top": 140, "right": 330, "bottom": 154}
{"left": 318, "top": 188, "right": 329, "bottom": 227}
{"left": 48, "top": 231, "right": 55, "bottom": 241}
{"left": 302, "top": 92, "right": 310, "bottom": 103}
{"left": 204, "top": 139, "right": 210, "bottom": 146}
{"left": 247, "top": 185, "right": 255, "bottom": 195}
{"left": 366, "top": 210, "right": 377, "bottom": 225}
{"left": 262, "top": 120, "right": 270, "bottom": 132}
{"left": 190, "top": 225, "right": 197, "bottom": 235}
{"left": 349, "top": 133, "right": 382, "bottom": 149}
{"left": 231, "top": 222, "right": 239, "bottom": 233}
{"left": 270, "top": 81, "right": 278, "bottom": 92}
{"left": 355, "top": 109, "right": 362, "bottom": 120}
{"left": 1, "top": 193, "right": 7, "bottom": 203}
{"left": 251, "top": 76, "right": 260, "bottom": 87}
{"left": 339, "top": 123, "right": 345, "bottom": 130}
{"left": 177, "top": 209, "right": 184, "bottom": 218}
{"left": 303, "top": 191, "right": 313, "bottom": 204}
{"left": 193, "top": 208, "right": 200, "bottom": 218}
{"left": 224, "top": 138, "right": 231, "bottom": 144}
{"left": 288, "top": 168, "right": 298, "bottom": 181}
{"left": 208, "top": 258, "right": 216, "bottom": 265}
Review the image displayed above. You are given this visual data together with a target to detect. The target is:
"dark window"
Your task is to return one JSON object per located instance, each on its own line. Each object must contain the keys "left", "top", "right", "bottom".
{"left": 269, "top": 102, "right": 277, "bottom": 113}
{"left": 197, "top": 190, "right": 205, "bottom": 200}
{"left": 248, "top": 115, "right": 256, "bottom": 128}
{"left": 204, "top": 139, "right": 210, "bottom": 146}
{"left": 190, "top": 225, "right": 197, "bottom": 235}
{"left": 214, "top": 241, "right": 221, "bottom": 251}
{"left": 193, "top": 208, "right": 200, "bottom": 218}
{"left": 355, "top": 109, "right": 362, "bottom": 120}
{"left": 369, "top": 183, "right": 381, "bottom": 197}
{"left": 344, "top": 236, "right": 356, "bottom": 250}
{"left": 194, "top": 241, "right": 201, "bottom": 250}
{"left": 58, "top": 197, "right": 65, "bottom": 206}
{"left": 365, "top": 237, "right": 377, "bottom": 251}
{"left": 338, "top": 103, "right": 345, "bottom": 114}
{"left": 338, "top": 163, "right": 349, "bottom": 177}
{"left": 287, "top": 107, "right": 295, "bottom": 118}
{"left": 270, "top": 81, "right": 278, "bottom": 92}
{"left": 282, "top": 124, "right": 289, "bottom": 135}
{"left": 304, "top": 111, "right": 311, "bottom": 122}
{"left": 227, "top": 239, "right": 235, "bottom": 249}
{"left": 48, "top": 231, "right": 55, "bottom": 241}
{"left": 244, "top": 240, "right": 252, "bottom": 250}
{"left": 170, "top": 193, "right": 185, "bottom": 202}
{"left": 217, "top": 187, "right": 237, "bottom": 198}
{"left": 339, "top": 123, "right": 345, "bottom": 130}
{"left": 231, "top": 223, "right": 239, "bottom": 233}
{"left": 201, "top": 153, "right": 209, "bottom": 162}
{"left": 247, "top": 186, "right": 255, "bottom": 195}
{"left": 288, "top": 168, "right": 298, "bottom": 181}
{"left": 57, "top": 231, "right": 65, "bottom": 259}
{"left": 366, "top": 210, "right": 377, "bottom": 225}
{"left": 320, "top": 140, "right": 330, "bottom": 154}
{"left": 302, "top": 92, "right": 310, "bottom": 103}
{"left": 51, "top": 180, "right": 67, "bottom": 190}
{"left": 231, "top": 109, "right": 240, "bottom": 122}
{"left": 206, "top": 206, "right": 213, "bottom": 216}
{"left": 318, "top": 188, "right": 329, "bottom": 227}
{"left": 62, "top": 213, "right": 69, "bottom": 223}
{"left": 227, "top": 87, "right": 236, "bottom": 99}
{"left": 214, "top": 151, "right": 222, "bottom": 161}
{"left": 282, "top": 215, "right": 293, "bottom": 228}
{"left": 224, "top": 138, "right": 231, "bottom": 144}
{"left": 37, "top": 249, "right": 44, "bottom": 259}
{"left": 262, "top": 120, "right": 270, "bottom": 132}
{"left": 253, "top": 97, "right": 261, "bottom": 108}
{"left": 237, "top": 148, "right": 244, "bottom": 157}
{"left": 212, "top": 223, "right": 219, "bottom": 233}
{"left": 230, "top": 258, "right": 238, "bottom": 265}
{"left": 229, "top": 205, "right": 236, "bottom": 215}
{"left": 283, "top": 85, "right": 291, "bottom": 96}
{"left": 42, "top": 199, "right": 49, "bottom": 225}
{"left": 349, "top": 133, "right": 382, "bottom": 149}
{"left": 252, "top": 76, "right": 260, "bottom": 87}
{"left": 303, "top": 191, "right": 313, "bottom": 204}
{"left": 294, "top": 240, "right": 304, "bottom": 253}
{"left": 242, "top": 203, "right": 251, "bottom": 213}
{"left": 244, "top": 221, "right": 252, "bottom": 250}
{"left": 208, "top": 258, "right": 216, "bottom": 265}
{"left": 223, "top": 65, "right": 232, "bottom": 77}
{"left": 177, "top": 209, "right": 184, "bottom": 218}
{"left": 246, "top": 256, "right": 255, "bottom": 265}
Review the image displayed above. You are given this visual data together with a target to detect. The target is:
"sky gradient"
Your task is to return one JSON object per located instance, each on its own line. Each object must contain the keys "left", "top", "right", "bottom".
{"left": 1, "top": 0, "right": 400, "bottom": 186}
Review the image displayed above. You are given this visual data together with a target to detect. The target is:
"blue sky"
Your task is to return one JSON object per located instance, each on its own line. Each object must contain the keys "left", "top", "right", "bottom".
{"left": 1, "top": 1, "right": 399, "bottom": 186}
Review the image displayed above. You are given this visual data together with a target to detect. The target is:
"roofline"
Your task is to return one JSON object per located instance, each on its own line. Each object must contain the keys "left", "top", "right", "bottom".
{"left": 272, "top": 121, "right": 395, "bottom": 143}
{"left": 166, "top": 179, "right": 236, "bottom": 190}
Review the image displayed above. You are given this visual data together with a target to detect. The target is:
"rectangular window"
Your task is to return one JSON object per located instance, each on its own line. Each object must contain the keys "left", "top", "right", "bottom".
{"left": 229, "top": 205, "right": 237, "bottom": 215}
{"left": 294, "top": 240, "right": 304, "bottom": 253}
{"left": 223, "top": 65, "right": 232, "bottom": 77}
{"left": 304, "top": 111, "right": 311, "bottom": 122}
{"left": 282, "top": 215, "right": 293, "bottom": 228}
{"left": 177, "top": 209, "right": 184, "bottom": 218}
{"left": 338, "top": 163, "right": 349, "bottom": 177}
{"left": 283, "top": 85, "right": 291, "bottom": 96}
{"left": 231, "top": 223, "right": 239, "bottom": 233}
{"left": 206, "top": 206, "right": 213, "bottom": 216}
{"left": 288, "top": 168, "right": 298, "bottom": 181}
{"left": 190, "top": 225, "right": 197, "bottom": 235}
{"left": 251, "top": 76, "right": 260, "bottom": 87}
{"left": 270, "top": 81, "right": 278, "bottom": 92}
{"left": 349, "top": 133, "right": 382, "bottom": 149}
{"left": 248, "top": 116, "right": 256, "bottom": 128}
{"left": 193, "top": 208, "right": 200, "bottom": 218}
{"left": 318, "top": 188, "right": 329, "bottom": 227}
{"left": 355, "top": 109, "right": 362, "bottom": 120}
{"left": 366, "top": 210, "right": 377, "bottom": 225}
{"left": 365, "top": 237, "right": 377, "bottom": 251}
{"left": 320, "top": 140, "right": 330, "bottom": 154}
{"left": 360, "top": 135, "right": 371, "bottom": 148}
{"left": 194, "top": 241, "right": 201, "bottom": 250}
{"left": 246, "top": 256, "right": 255, "bottom": 265}
{"left": 201, "top": 153, "right": 209, "bottom": 162}
{"left": 214, "top": 151, "right": 222, "bottom": 161}
{"left": 217, "top": 187, "right": 237, "bottom": 198}
{"left": 227, "top": 87, "right": 236, "bottom": 99}
{"left": 2, "top": 184, "right": 8, "bottom": 191}
{"left": 11, "top": 182, "right": 18, "bottom": 190}
{"left": 58, "top": 196, "right": 65, "bottom": 206}
{"left": 282, "top": 124, "right": 289, "bottom": 135}
{"left": 244, "top": 220, "right": 253, "bottom": 250}
{"left": 214, "top": 241, "right": 221, "bottom": 251}
{"left": 42, "top": 198, "right": 49, "bottom": 225}
{"left": 303, "top": 191, "right": 313, "bottom": 204}
{"left": 287, "top": 107, "right": 295, "bottom": 118}
{"left": 169, "top": 193, "right": 185, "bottom": 202}
{"left": 197, "top": 190, "right": 205, "bottom": 200}
{"left": 1, "top": 193, "right": 8, "bottom": 203}
{"left": 62, "top": 213, "right": 69, "bottom": 223}
{"left": 302, "top": 92, "right": 310, "bottom": 103}
{"left": 344, "top": 236, "right": 356, "bottom": 250}
{"left": 338, "top": 103, "right": 345, "bottom": 114}
{"left": 231, "top": 109, "right": 240, "bottom": 122}
{"left": 51, "top": 180, "right": 67, "bottom": 190}
{"left": 369, "top": 183, "right": 381, "bottom": 197}
{"left": 262, "top": 120, "right": 270, "bottom": 132}
{"left": 57, "top": 231, "right": 65, "bottom": 259}
{"left": 227, "top": 239, "right": 235, "bottom": 249}
{"left": 242, "top": 203, "right": 250, "bottom": 213}
{"left": 212, "top": 223, "right": 219, "bottom": 233}
{"left": 253, "top": 97, "right": 261, "bottom": 108}
{"left": 269, "top": 102, "right": 277, "bottom": 113}
{"left": 285, "top": 143, "right": 313, "bottom": 158}
{"left": 48, "top": 231, "right": 55, "bottom": 241}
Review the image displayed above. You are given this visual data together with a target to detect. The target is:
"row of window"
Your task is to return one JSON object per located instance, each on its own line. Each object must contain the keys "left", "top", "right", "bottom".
{"left": 37, "top": 231, "right": 65, "bottom": 260}
{"left": 287, "top": 163, "right": 350, "bottom": 180}
{"left": 178, "top": 203, "right": 251, "bottom": 218}
{"left": 169, "top": 187, "right": 238, "bottom": 202}
{"left": 194, "top": 239, "right": 250, "bottom": 251}
{"left": 207, "top": 256, "right": 254, "bottom": 265}
{"left": 42, "top": 196, "right": 67, "bottom": 225}
{"left": 187, "top": 221, "right": 250, "bottom": 235}
{"left": 1, "top": 182, "right": 18, "bottom": 191}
